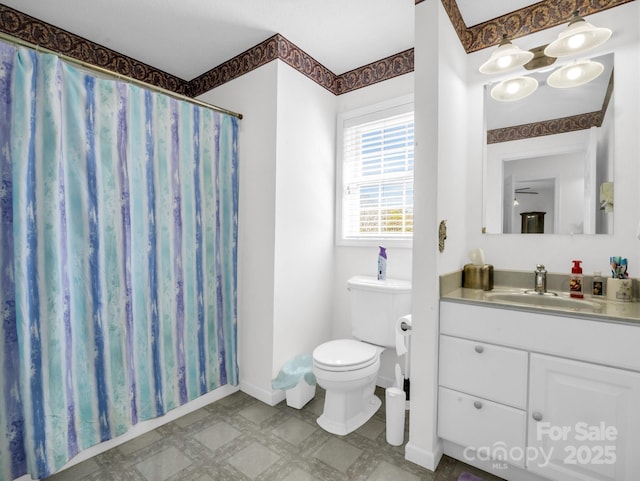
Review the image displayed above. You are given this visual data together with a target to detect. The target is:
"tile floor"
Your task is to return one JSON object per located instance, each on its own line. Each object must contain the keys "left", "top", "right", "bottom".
{"left": 44, "top": 387, "right": 504, "bottom": 481}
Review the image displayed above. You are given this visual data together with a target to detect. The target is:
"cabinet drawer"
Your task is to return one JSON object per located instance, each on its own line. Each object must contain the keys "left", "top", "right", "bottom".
{"left": 438, "top": 387, "right": 526, "bottom": 468}
{"left": 439, "top": 335, "right": 528, "bottom": 409}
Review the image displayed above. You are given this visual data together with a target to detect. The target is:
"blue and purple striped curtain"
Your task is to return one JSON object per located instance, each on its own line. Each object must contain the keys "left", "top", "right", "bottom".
{"left": 0, "top": 41, "right": 239, "bottom": 480}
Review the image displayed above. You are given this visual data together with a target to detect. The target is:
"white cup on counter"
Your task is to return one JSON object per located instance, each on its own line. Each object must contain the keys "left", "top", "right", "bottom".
{"left": 606, "top": 278, "right": 632, "bottom": 302}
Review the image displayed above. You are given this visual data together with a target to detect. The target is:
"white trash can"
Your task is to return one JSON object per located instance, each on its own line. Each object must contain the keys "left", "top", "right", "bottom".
{"left": 385, "top": 387, "right": 406, "bottom": 446}
{"left": 271, "top": 354, "right": 316, "bottom": 409}
{"left": 286, "top": 379, "right": 316, "bottom": 409}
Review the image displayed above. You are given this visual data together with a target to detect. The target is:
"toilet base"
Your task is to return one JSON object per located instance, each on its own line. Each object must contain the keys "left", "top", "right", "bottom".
{"left": 316, "top": 389, "right": 381, "bottom": 436}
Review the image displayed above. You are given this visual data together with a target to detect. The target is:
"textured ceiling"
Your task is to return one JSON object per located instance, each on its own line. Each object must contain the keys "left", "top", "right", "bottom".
{"left": 455, "top": 0, "right": 539, "bottom": 26}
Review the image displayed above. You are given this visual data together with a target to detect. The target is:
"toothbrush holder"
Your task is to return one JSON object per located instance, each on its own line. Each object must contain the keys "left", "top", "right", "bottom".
{"left": 606, "top": 278, "right": 632, "bottom": 302}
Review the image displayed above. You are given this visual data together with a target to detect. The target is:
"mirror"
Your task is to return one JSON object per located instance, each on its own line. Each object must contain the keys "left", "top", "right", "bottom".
{"left": 483, "top": 53, "right": 614, "bottom": 235}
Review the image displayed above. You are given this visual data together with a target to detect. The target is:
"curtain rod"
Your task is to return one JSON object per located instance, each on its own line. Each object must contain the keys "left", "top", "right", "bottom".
{"left": 0, "top": 32, "right": 243, "bottom": 120}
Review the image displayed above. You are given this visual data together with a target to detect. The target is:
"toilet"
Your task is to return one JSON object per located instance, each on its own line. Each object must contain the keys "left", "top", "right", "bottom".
{"left": 312, "top": 275, "right": 411, "bottom": 435}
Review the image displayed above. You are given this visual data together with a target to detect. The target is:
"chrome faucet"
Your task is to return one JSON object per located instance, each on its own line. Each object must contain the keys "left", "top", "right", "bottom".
{"left": 534, "top": 264, "right": 547, "bottom": 293}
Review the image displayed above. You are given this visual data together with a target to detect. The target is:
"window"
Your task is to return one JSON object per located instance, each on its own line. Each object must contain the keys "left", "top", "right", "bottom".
{"left": 337, "top": 97, "right": 414, "bottom": 246}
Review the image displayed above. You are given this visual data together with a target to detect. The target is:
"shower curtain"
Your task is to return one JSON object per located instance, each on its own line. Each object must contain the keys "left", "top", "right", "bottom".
{"left": 0, "top": 41, "right": 239, "bottom": 480}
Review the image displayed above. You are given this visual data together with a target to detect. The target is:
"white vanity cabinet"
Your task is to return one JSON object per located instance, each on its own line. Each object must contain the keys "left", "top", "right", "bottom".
{"left": 438, "top": 301, "right": 640, "bottom": 481}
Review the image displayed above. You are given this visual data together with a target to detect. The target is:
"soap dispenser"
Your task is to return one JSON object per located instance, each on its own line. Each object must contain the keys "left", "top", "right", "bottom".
{"left": 570, "top": 260, "right": 584, "bottom": 298}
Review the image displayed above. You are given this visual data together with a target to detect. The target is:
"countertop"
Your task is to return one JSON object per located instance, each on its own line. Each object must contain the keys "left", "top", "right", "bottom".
{"left": 441, "top": 287, "right": 640, "bottom": 326}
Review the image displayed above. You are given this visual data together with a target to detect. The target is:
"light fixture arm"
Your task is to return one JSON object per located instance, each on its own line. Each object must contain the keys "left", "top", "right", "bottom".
{"left": 498, "top": 34, "right": 511, "bottom": 46}
{"left": 567, "top": 10, "right": 585, "bottom": 27}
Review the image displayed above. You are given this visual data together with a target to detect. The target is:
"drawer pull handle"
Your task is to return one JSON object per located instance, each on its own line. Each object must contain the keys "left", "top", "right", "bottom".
{"left": 532, "top": 412, "right": 543, "bottom": 422}
{"left": 473, "top": 400, "right": 483, "bottom": 409}
{"left": 474, "top": 345, "right": 484, "bottom": 354}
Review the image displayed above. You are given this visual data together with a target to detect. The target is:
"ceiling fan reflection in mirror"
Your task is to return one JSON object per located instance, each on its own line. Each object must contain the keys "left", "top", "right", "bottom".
{"left": 515, "top": 187, "right": 539, "bottom": 194}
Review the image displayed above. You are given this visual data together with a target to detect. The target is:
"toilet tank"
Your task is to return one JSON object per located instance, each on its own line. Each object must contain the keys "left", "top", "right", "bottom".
{"left": 347, "top": 275, "right": 412, "bottom": 348}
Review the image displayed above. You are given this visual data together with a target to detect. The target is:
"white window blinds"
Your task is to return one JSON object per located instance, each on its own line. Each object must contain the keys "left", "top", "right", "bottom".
{"left": 340, "top": 106, "right": 414, "bottom": 241}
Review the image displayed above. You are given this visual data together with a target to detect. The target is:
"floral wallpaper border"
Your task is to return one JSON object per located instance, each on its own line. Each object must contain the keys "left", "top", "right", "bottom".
{"left": 190, "top": 35, "right": 414, "bottom": 97}
{"left": 487, "top": 111, "right": 604, "bottom": 144}
{"left": 439, "top": 0, "right": 634, "bottom": 53}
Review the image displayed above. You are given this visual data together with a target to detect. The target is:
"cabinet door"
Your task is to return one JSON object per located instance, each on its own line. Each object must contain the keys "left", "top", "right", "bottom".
{"left": 528, "top": 354, "right": 640, "bottom": 481}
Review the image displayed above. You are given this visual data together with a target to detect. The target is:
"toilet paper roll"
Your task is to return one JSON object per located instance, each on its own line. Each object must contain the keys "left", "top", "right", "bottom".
{"left": 395, "top": 314, "right": 412, "bottom": 356}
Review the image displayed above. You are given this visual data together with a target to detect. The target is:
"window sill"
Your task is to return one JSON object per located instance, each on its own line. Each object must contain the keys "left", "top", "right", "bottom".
{"left": 336, "top": 238, "right": 413, "bottom": 249}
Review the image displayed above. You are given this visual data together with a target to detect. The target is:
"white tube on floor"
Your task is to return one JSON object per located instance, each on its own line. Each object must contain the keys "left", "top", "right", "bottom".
{"left": 385, "top": 387, "right": 406, "bottom": 446}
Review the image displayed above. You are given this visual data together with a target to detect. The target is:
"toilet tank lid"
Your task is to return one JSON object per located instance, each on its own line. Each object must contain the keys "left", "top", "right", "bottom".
{"left": 347, "top": 275, "right": 411, "bottom": 293}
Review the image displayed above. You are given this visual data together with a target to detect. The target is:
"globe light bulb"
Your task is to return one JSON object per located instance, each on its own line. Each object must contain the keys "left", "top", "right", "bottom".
{"left": 497, "top": 55, "right": 513, "bottom": 69}
{"left": 506, "top": 81, "right": 520, "bottom": 94}
{"left": 566, "top": 66, "right": 582, "bottom": 80}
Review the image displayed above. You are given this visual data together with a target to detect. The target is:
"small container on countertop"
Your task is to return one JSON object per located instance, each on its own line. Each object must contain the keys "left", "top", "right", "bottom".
{"left": 463, "top": 264, "right": 494, "bottom": 291}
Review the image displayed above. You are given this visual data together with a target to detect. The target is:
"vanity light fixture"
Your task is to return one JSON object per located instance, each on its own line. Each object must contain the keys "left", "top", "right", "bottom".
{"left": 479, "top": 35, "right": 534, "bottom": 74}
{"left": 544, "top": 11, "right": 612, "bottom": 58}
{"left": 547, "top": 59, "right": 604, "bottom": 88}
{"left": 490, "top": 76, "right": 538, "bottom": 102}
{"left": 482, "top": 11, "right": 612, "bottom": 101}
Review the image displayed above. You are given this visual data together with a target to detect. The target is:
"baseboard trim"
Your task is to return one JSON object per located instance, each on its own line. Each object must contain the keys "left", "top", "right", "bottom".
{"left": 240, "top": 379, "right": 286, "bottom": 406}
{"left": 443, "top": 440, "right": 548, "bottom": 481}
{"left": 377, "top": 374, "right": 394, "bottom": 389}
{"left": 405, "top": 439, "right": 443, "bottom": 471}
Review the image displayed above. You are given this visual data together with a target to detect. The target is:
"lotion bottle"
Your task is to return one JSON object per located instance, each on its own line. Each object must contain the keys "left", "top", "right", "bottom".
{"left": 570, "top": 260, "right": 584, "bottom": 298}
{"left": 592, "top": 271, "right": 603, "bottom": 296}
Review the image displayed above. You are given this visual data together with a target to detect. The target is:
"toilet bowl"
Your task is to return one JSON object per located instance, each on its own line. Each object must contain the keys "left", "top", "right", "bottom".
{"left": 312, "top": 275, "right": 411, "bottom": 436}
{"left": 312, "top": 339, "right": 384, "bottom": 435}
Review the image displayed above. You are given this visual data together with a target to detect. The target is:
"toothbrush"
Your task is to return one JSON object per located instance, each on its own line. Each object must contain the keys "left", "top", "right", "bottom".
{"left": 620, "top": 258, "right": 628, "bottom": 279}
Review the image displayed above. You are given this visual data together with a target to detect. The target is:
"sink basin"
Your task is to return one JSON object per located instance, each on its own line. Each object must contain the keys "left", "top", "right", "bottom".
{"left": 484, "top": 291, "right": 604, "bottom": 312}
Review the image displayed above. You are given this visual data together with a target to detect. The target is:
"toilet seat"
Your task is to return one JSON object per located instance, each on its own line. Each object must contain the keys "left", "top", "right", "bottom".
{"left": 313, "top": 339, "right": 378, "bottom": 372}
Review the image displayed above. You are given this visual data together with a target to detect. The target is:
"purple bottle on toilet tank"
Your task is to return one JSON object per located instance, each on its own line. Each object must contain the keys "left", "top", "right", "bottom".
{"left": 377, "top": 246, "right": 387, "bottom": 280}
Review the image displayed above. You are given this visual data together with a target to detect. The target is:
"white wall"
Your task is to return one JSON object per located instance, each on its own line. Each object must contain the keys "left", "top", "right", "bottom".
{"left": 464, "top": 2, "right": 640, "bottom": 277}
{"left": 333, "top": 73, "right": 414, "bottom": 385}
{"left": 406, "top": 0, "right": 446, "bottom": 470}
{"left": 407, "top": 2, "right": 472, "bottom": 468}
{"left": 272, "top": 62, "right": 336, "bottom": 380}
